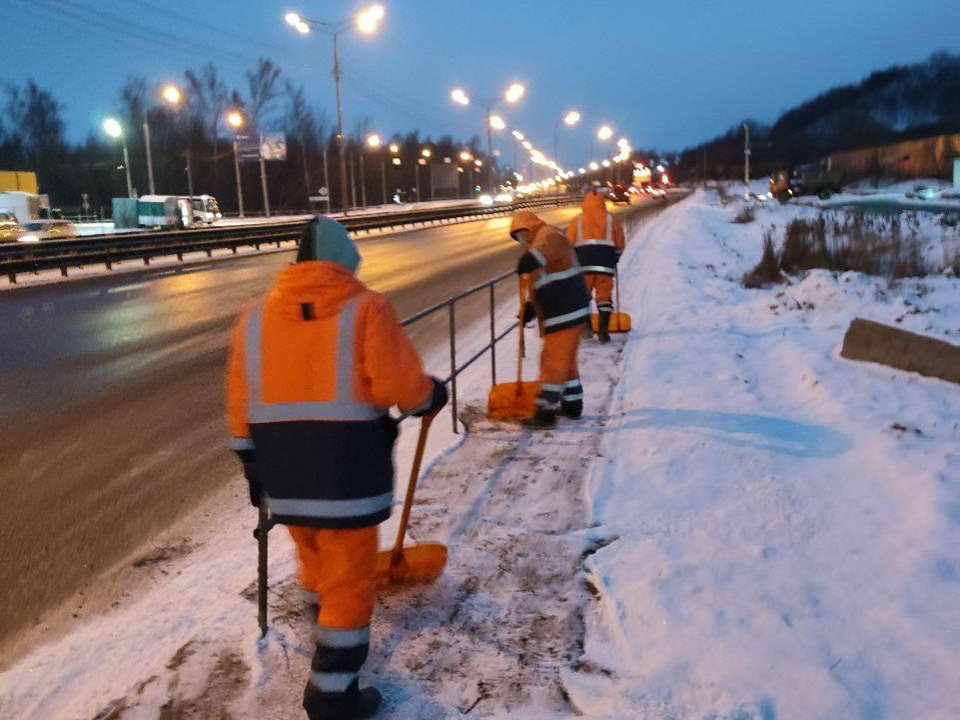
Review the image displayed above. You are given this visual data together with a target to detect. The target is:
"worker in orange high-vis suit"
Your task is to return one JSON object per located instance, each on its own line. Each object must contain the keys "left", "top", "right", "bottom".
{"left": 226, "top": 216, "right": 447, "bottom": 720}
{"left": 566, "top": 190, "right": 625, "bottom": 344}
{"left": 511, "top": 210, "right": 591, "bottom": 428}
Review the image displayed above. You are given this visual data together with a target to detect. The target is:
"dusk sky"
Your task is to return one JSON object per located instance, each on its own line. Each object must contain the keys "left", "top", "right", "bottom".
{"left": 4, "top": 0, "right": 959, "bottom": 169}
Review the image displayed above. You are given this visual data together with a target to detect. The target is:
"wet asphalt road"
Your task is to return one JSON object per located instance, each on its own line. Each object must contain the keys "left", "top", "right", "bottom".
{"left": 0, "top": 205, "right": 590, "bottom": 643}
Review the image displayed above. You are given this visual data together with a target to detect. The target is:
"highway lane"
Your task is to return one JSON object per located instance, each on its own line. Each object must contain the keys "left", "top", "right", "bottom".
{"left": 0, "top": 202, "right": 613, "bottom": 644}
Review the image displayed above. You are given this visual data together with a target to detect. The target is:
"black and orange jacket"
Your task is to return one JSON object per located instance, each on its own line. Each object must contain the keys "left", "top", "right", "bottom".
{"left": 511, "top": 211, "right": 590, "bottom": 334}
{"left": 227, "top": 261, "right": 433, "bottom": 528}
{"left": 566, "top": 192, "right": 625, "bottom": 275}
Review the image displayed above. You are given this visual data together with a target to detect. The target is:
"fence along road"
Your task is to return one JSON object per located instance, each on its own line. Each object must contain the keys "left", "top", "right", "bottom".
{"left": 0, "top": 194, "right": 680, "bottom": 657}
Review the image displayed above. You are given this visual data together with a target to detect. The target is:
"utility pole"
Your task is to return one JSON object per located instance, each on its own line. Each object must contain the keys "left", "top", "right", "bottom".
{"left": 143, "top": 121, "right": 156, "bottom": 195}
{"left": 332, "top": 32, "right": 350, "bottom": 214}
{"left": 121, "top": 140, "right": 133, "bottom": 198}
{"left": 350, "top": 152, "right": 357, "bottom": 208}
{"left": 743, "top": 122, "right": 751, "bottom": 198}
{"left": 322, "top": 146, "right": 331, "bottom": 215}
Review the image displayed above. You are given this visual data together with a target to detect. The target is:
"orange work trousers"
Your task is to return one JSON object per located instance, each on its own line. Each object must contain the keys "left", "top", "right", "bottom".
{"left": 288, "top": 525, "right": 378, "bottom": 629}
{"left": 584, "top": 272, "right": 614, "bottom": 311}
{"left": 537, "top": 324, "right": 582, "bottom": 411}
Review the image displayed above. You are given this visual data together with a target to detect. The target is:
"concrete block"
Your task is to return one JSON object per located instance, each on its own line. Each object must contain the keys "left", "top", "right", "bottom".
{"left": 841, "top": 317, "right": 960, "bottom": 385}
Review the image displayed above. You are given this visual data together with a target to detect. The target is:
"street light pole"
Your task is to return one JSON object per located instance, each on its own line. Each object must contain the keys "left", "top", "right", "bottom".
{"left": 233, "top": 137, "right": 245, "bottom": 218}
{"left": 143, "top": 121, "right": 156, "bottom": 195}
{"left": 259, "top": 140, "right": 271, "bottom": 217}
{"left": 743, "top": 122, "right": 751, "bottom": 196}
{"left": 485, "top": 105, "right": 495, "bottom": 193}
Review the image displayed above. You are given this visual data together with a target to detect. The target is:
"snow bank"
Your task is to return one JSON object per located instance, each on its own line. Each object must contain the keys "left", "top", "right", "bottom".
{"left": 566, "top": 190, "right": 960, "bottom": 720}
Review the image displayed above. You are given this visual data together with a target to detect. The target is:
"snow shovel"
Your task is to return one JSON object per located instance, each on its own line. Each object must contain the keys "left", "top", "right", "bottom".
{"left": 487, "top": 277, "right": 539, "bottom": 420}
{"left": 374, "top": 412, "right": 447, "bottom": 587}
{"left": 590, "top": 265, "right": 632, "bottom": 333}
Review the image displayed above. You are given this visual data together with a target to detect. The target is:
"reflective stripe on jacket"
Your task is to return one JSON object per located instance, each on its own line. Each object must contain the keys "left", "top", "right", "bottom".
{"left": 226, "top": 261, "right": 433, "bottom": 528}
{"left": 567, "top": 192, "right": 625, "bottom": 275}
{"left": 574, "top": 214, "right": 617, "bottom": 275}
{"left": 511, "top": 211, "right": 591, "bottom": 334}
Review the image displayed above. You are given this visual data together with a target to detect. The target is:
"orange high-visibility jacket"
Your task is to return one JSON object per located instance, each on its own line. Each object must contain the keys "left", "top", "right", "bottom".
{"left": 512, "top": 211, "right": 590, "bottom": 334}
{"left": 227, "top": 261, "right": 433, "bottom": 528}
{"left": 566, "top": 192, "right": 625, "bottom": 276}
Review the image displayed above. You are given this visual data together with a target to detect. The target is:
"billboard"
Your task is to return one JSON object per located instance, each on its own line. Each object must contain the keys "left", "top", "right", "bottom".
{"left": 236, "top": 133, "right": 288, "bottom": 162}
{"left": 260, "top": 134, "right": 288, "bottom": 162}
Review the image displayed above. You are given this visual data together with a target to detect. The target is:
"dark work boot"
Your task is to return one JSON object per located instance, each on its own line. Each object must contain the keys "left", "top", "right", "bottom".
{"left": 523, "top": 407, "right": 557, "bottom": 428}
{"left": 355, "top": 687, "right": 382, "bottom": 719}
{"left": 597, "top": 311, "right": 612, "bottom": 344}
{"left": 560, "top": 400, "right": 583, "bottom": 419}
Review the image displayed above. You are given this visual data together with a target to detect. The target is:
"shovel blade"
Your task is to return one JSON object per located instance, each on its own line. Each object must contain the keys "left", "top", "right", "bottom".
{"left": 375, "top": 543, "right": 448, "bottom": 587}
{"left": 487, "top": 381, "right": 539, "bottom": 420}
{"left": 590, "top": 312, "right": 632, "bottom": 333}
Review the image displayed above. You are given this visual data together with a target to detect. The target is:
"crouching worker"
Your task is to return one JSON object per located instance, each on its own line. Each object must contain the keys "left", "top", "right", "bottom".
{"left": 226, "top": 216, "right": 447, "bottom": 720}
{"left": 511, "top": 210, "right": 591, "bottom": 428}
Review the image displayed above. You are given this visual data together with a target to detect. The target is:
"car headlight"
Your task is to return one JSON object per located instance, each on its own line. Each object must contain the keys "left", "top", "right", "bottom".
{"left": 18, "top": 234, "right": 40, "bottom": 243}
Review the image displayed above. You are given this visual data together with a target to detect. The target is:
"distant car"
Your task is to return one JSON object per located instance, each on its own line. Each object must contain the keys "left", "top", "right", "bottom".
{"left": 0, "top": 211, "right": 25, "bottom": 243}
{"left": 17, "top": 219, "right": 78, "bottom": 242}
{"left": 610, "top": 185, "right": 631, "bottom": 204}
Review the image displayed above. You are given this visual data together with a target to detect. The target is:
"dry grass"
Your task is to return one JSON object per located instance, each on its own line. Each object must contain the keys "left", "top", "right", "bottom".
{"left": 742, "top": 228, "right": 783, "bottom": 287}
{"left": 732, "top": 205, "right": 756, "bottom": 224}
{"left": 744, "top": 212, "right": 934, "bottom": 288}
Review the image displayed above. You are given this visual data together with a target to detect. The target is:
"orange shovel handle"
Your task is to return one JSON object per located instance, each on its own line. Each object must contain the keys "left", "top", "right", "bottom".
{"left": 390, "top": 412, "right": 435, "bottom": 567}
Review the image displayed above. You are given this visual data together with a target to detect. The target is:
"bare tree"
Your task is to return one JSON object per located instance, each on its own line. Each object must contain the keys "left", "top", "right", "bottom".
{"left": 246, "top": 58, "right": 282, "bottom": 131}
{"left": 185, "top": 62, "right": 228, "bottom": 183}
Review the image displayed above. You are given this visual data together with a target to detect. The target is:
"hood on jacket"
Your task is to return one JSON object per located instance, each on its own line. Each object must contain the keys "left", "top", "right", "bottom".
{"left": 581, "top": 190, "right": 607, "bottom": 218}
{"left": 269, "top": 261, "right": 366, "bottom": 321}
{"left": 296, "top": 215, "right": 361, "bottom": 274}
{"left": 510, "top": 211, "right": 546, "bottom": 242}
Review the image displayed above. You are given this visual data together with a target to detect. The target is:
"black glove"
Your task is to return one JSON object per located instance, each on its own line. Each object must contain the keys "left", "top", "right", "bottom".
{"left": 520, "top": 301, "right": 536, "bottom": 326}
{"left": 413, "top": 377, "right": 448, "bottom": 417}
{"left": 380, "top": 414, "right": 400, "bottom": 450}
{"left": 234, "top": 449, "right": 261, "bottom": 507}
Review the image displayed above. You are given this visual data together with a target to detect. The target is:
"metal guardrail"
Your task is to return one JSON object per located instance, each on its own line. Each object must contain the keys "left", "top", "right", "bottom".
{"left": 399, "top": 191, "right": 691, "bottom": 435}
{"left": 0, "top": 196, "right": 578, "bottom": 284}
{"left": 251, "top": 191, "right": 689, "bottom": 633}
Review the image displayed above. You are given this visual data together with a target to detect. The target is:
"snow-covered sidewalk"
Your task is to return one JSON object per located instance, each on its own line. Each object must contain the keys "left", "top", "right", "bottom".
{"left": 566, "top": 190, "right": 960, "bottom": 719}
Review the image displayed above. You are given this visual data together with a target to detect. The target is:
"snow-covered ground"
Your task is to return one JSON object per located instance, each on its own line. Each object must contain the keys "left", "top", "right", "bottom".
{"left": 3, "top": 191, "right": 959, "bottom": 719}
{"left": 567, "top": 190, "right": 960, "bottom": 719}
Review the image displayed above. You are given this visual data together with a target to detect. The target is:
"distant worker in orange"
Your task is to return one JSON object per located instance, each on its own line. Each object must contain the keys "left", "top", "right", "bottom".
{"left": 567, "top": 190, "right": 625, "bottom": 343}
{"left": 511, "top": 210, "right": 591, "bottom": 428}
{"left": 227, "top": 216, "right": 447, "bottom": 720}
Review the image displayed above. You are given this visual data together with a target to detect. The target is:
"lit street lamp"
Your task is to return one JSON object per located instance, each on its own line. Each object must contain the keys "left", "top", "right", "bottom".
{"left": 366, "top": 133, "right": 388, "bottom": 206}
{"left": 418, "top": 147, "right": 433, "bottom": 201}
{"left": 226, "top": 109, "right": 247, "bottom": 217}
{"left": 285, "top": 5, "right": 385, "bottom": 214}
{"left": 554, "top": 109, "right": 581, "bottom": 196}
{"left": 158, "top": 84, "right": 195, "bottom": 205}
{"left": 450, "top": 81, "right": 525, "bottom": 192}
{"left": 103, "top": 117, "right": 134, "bottom": 198}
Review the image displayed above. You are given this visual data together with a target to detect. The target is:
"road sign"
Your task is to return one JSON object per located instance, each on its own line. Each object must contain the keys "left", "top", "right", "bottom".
{"left": 261, "top": 134, "right": 288, "bottom": 161}
{"left": 236, "top": 134, "right": 261, "bottom": 162}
